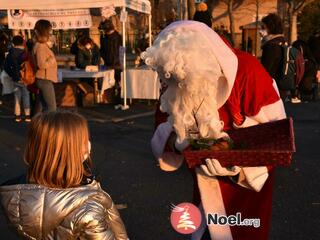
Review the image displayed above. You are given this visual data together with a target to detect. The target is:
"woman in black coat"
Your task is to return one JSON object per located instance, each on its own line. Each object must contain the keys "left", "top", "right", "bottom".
{"left": 76, "top": 37, "right": 100, "bottom": 69}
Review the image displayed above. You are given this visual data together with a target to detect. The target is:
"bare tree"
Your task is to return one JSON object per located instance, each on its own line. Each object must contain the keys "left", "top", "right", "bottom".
{"left": 179, "top": 0, "right": 188, "bottom": 20}
{"left": 220, "top": 0, "right": 245, "bottom": 45}
{"left": 254, "top": 0, "right": 262, "bottom": 56}
{"left": 285, "top": 0, "right": 316, "bottom": 42}
{"left": 188, "top": 0, "right": 196, "bottom": 20}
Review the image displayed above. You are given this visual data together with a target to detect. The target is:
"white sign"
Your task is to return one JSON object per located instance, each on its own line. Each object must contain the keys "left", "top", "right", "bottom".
{"left": 8, "top": 9, "right": 92, "bottom": 30}
{"left": 120, "top": 10, "right": 127, "bottom": 23}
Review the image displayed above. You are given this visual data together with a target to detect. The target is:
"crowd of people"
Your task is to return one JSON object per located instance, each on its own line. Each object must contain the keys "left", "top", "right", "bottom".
{"left": 0, "top": 18, "right": 124, "bottom": 119}
{"left": 260, "top": 13, "right": 319, "bottom": 103}
{"left": 0, "top": 3, "right": 318, "bottom": 240}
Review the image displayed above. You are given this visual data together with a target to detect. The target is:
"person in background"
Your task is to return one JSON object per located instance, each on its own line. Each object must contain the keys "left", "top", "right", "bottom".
{"left": 260, "top": 13, "right": 285, "bottom": 83}
{"left": 70, "top": 30, "right": 86, "bottom": 66}
{"left": 76, "top": 36, "right": 100, "bottom": 69}
{"left": 0, "top": 111, "right": 128, "bottom": 239}
{"left": 0, "top": 31, "right": 9, "bottom": 106}
{"left": 193, "top": 2, "right": 212, "bottom": 28}
{"left": 292, "top": 39, "right": 318, "bottom": 102}
{"left": 24, "top": 39, "right": 40, "bottom": 116}
{"left": 308, "top": 31, "right": 320, "bottom": 99}
{"left": 4, "top": 35, "right": 31, "bottom": 122}
{"left": 135, "top": 33, "right": 149, "bottom": 67}
{"left": 308, "top": 31, "right": 320, "bottom": 66}
{"left": 100, "top": 19, "right": 122, "bottom": 104}
{"left": 33, "top": 19, "right": 57, "bottom": 112}
{"left": 70, "top": 30, "right": 85, "bottom": 56}
{"left": 0, "top": 30, "right": 9, "bottom": 70}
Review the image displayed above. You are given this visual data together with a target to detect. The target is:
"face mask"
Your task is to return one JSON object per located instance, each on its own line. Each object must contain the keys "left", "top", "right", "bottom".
{"left": 259, "top": 29, "right": 268, "bottom": 38}
{"left": 83, "top": 141, "right": 91, "bottom": 161}
{"left": 46, "top": 35, "right": 55, "bottom": 48}
{"left": 46, "top": 40, "right": 54, "bottom": 48}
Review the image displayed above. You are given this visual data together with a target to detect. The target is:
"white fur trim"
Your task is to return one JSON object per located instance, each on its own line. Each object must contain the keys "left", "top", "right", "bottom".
{"left": 151, "top": 122, "right": 184, "bottom": 171}
{"left": 191, "top": 204, "right": 209, "bottom": 240}
{"left": 234, "top": 80, "right": 286, "bottom": 129}
{"left": 196, "top": 168, "right": 233, "bottom": 240}
{"left": 233, "top": 116, "right": 259, "bottom": 128}
{"left": 234, "top": 99, "right": 286, "bottom": 129}
{"left": 150, "top": 122, "right": 173, "bottom": 159}
{"left": 237, "top": 167, "right": 269, "bottom": 192}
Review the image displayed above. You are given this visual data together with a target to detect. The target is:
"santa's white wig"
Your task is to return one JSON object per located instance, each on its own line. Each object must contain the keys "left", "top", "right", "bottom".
{"left": 142, "top": 21, "right": 238, "bottom": 144}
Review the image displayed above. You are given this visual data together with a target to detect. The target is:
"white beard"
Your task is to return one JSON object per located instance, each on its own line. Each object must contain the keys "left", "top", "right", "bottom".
{"left": 160, "top": 77, "right": 228, "bottom": 144}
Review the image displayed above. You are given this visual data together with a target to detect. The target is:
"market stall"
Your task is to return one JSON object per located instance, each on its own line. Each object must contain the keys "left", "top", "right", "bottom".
{"left": 0, "top": 0, "right": 152, "bottom": 109}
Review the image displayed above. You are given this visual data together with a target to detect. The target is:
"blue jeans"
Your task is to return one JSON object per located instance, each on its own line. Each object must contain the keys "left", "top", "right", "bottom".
{"left": 13, "top": 82, "right": 30, "bottom": 116}
{"left": 36, "top": 79, "right": 56, "bottom": 112}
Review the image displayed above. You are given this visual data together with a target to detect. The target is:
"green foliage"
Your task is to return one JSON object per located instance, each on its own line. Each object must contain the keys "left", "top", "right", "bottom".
{"left": 298, "top": 1, "right": 320, "bottom": 41}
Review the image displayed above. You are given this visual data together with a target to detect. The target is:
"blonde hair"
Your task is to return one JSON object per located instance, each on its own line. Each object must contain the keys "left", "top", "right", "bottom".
{"left": 34, "top": 19, "right": 52, "bottom": 43}
{"left": 24, "top": 111, "right": 92, "bottom": 188}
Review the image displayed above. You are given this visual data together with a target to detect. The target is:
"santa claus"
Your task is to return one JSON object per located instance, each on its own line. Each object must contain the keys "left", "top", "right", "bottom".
{"left": 142, "top": 21, "right": 286, "bottom": 240}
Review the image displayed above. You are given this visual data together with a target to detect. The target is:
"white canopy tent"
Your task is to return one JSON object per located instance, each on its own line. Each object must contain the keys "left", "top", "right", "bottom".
{"left": 0, "top": 0, "right": 151, "bottom": 14}
{"left": 0, "top": 0, "right": 152, "bottom": 110}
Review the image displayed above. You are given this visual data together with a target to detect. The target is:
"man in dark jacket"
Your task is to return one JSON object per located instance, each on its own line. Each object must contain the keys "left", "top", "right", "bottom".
{"left": 99, "top": 20, "right": 122, "bottom": 71}
{"left": 99, "top": 19, "right": 122, "bottom": 104}
{"left": 4, "top": 36, "right": 25, "bottom": 82}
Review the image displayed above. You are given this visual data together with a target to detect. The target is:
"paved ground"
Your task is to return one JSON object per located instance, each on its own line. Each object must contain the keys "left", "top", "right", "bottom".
{"left": 0, "top": 96, "right": 319, "bottom": 240}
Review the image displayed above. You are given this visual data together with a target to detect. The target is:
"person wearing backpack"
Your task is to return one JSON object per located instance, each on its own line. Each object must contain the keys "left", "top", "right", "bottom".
{"left": 293, "top": 39, "right": 318, "bottom": 102}
{"left": 261, "top": 13, "right": 304, "bottom": 103}
{"left": 4, "top": 35, "right": 31, "bottom": 122}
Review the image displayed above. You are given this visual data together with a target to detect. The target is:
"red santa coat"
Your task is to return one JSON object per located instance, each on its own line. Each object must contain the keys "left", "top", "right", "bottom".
{"left": 151, "top": 49, "right": 286, "bottom": 240}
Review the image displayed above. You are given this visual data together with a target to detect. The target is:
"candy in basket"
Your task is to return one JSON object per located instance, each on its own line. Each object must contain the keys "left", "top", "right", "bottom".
{"left": 182, "top": 118, "right": 296, "bottom": 168}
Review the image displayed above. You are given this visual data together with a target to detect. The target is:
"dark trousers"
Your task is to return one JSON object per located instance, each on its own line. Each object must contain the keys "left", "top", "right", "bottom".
{"left": 36, "top": 79, "right": 57, "bottom": 112}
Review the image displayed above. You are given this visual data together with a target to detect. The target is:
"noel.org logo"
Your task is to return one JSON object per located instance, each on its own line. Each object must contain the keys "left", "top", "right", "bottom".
{"left": 170, "top": 202, "right": 202, "bottom": 234}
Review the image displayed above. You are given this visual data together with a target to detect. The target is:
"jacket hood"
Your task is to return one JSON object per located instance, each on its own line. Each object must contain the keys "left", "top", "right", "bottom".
{"left": 0, "top": 180, "right": 104, "bottom": 239}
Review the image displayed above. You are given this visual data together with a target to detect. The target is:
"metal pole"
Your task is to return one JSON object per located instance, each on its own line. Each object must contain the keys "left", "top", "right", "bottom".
{"left": 121, "top": 7, "right": 129, "bottom": 110}
{"left": 148, "top": 14, "right": 152, "bottom": 47}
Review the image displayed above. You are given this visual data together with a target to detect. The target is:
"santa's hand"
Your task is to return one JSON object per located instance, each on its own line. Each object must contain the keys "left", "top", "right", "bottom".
{"left": 200, "top": 158, "right": 240, "bottom": 177}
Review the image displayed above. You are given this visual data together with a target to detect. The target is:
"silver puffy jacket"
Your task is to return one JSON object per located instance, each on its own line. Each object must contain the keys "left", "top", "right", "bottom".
{"left": 0, "top": 180, "right": 128, "bottom": 240}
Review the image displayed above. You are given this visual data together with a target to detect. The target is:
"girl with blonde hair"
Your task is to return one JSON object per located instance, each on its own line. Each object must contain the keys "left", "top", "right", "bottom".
{"left": 0, "top": 111, "right": 128, "bottom": 240}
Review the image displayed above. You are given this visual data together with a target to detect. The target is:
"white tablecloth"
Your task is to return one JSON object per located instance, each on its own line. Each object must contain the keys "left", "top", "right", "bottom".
{"left": 58, "top": 69, "right": 115, "bottom": 94}
{"left": 121, "top": 69, "right": 160, "bottom": 99}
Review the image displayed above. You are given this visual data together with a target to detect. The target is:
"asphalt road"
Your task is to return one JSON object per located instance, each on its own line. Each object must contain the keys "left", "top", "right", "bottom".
{"left": 0, "top": 99, "right": 319, "bottom": 240}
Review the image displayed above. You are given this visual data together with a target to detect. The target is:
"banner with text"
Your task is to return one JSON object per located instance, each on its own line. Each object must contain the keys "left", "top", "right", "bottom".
{"left": 8, "top": 9, "right": 92, "bottom": 29}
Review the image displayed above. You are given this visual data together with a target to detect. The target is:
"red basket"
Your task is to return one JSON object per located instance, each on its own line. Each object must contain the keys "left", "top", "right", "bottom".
{"left": 182, "top": 118, "right": 296, "bottom": 168}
